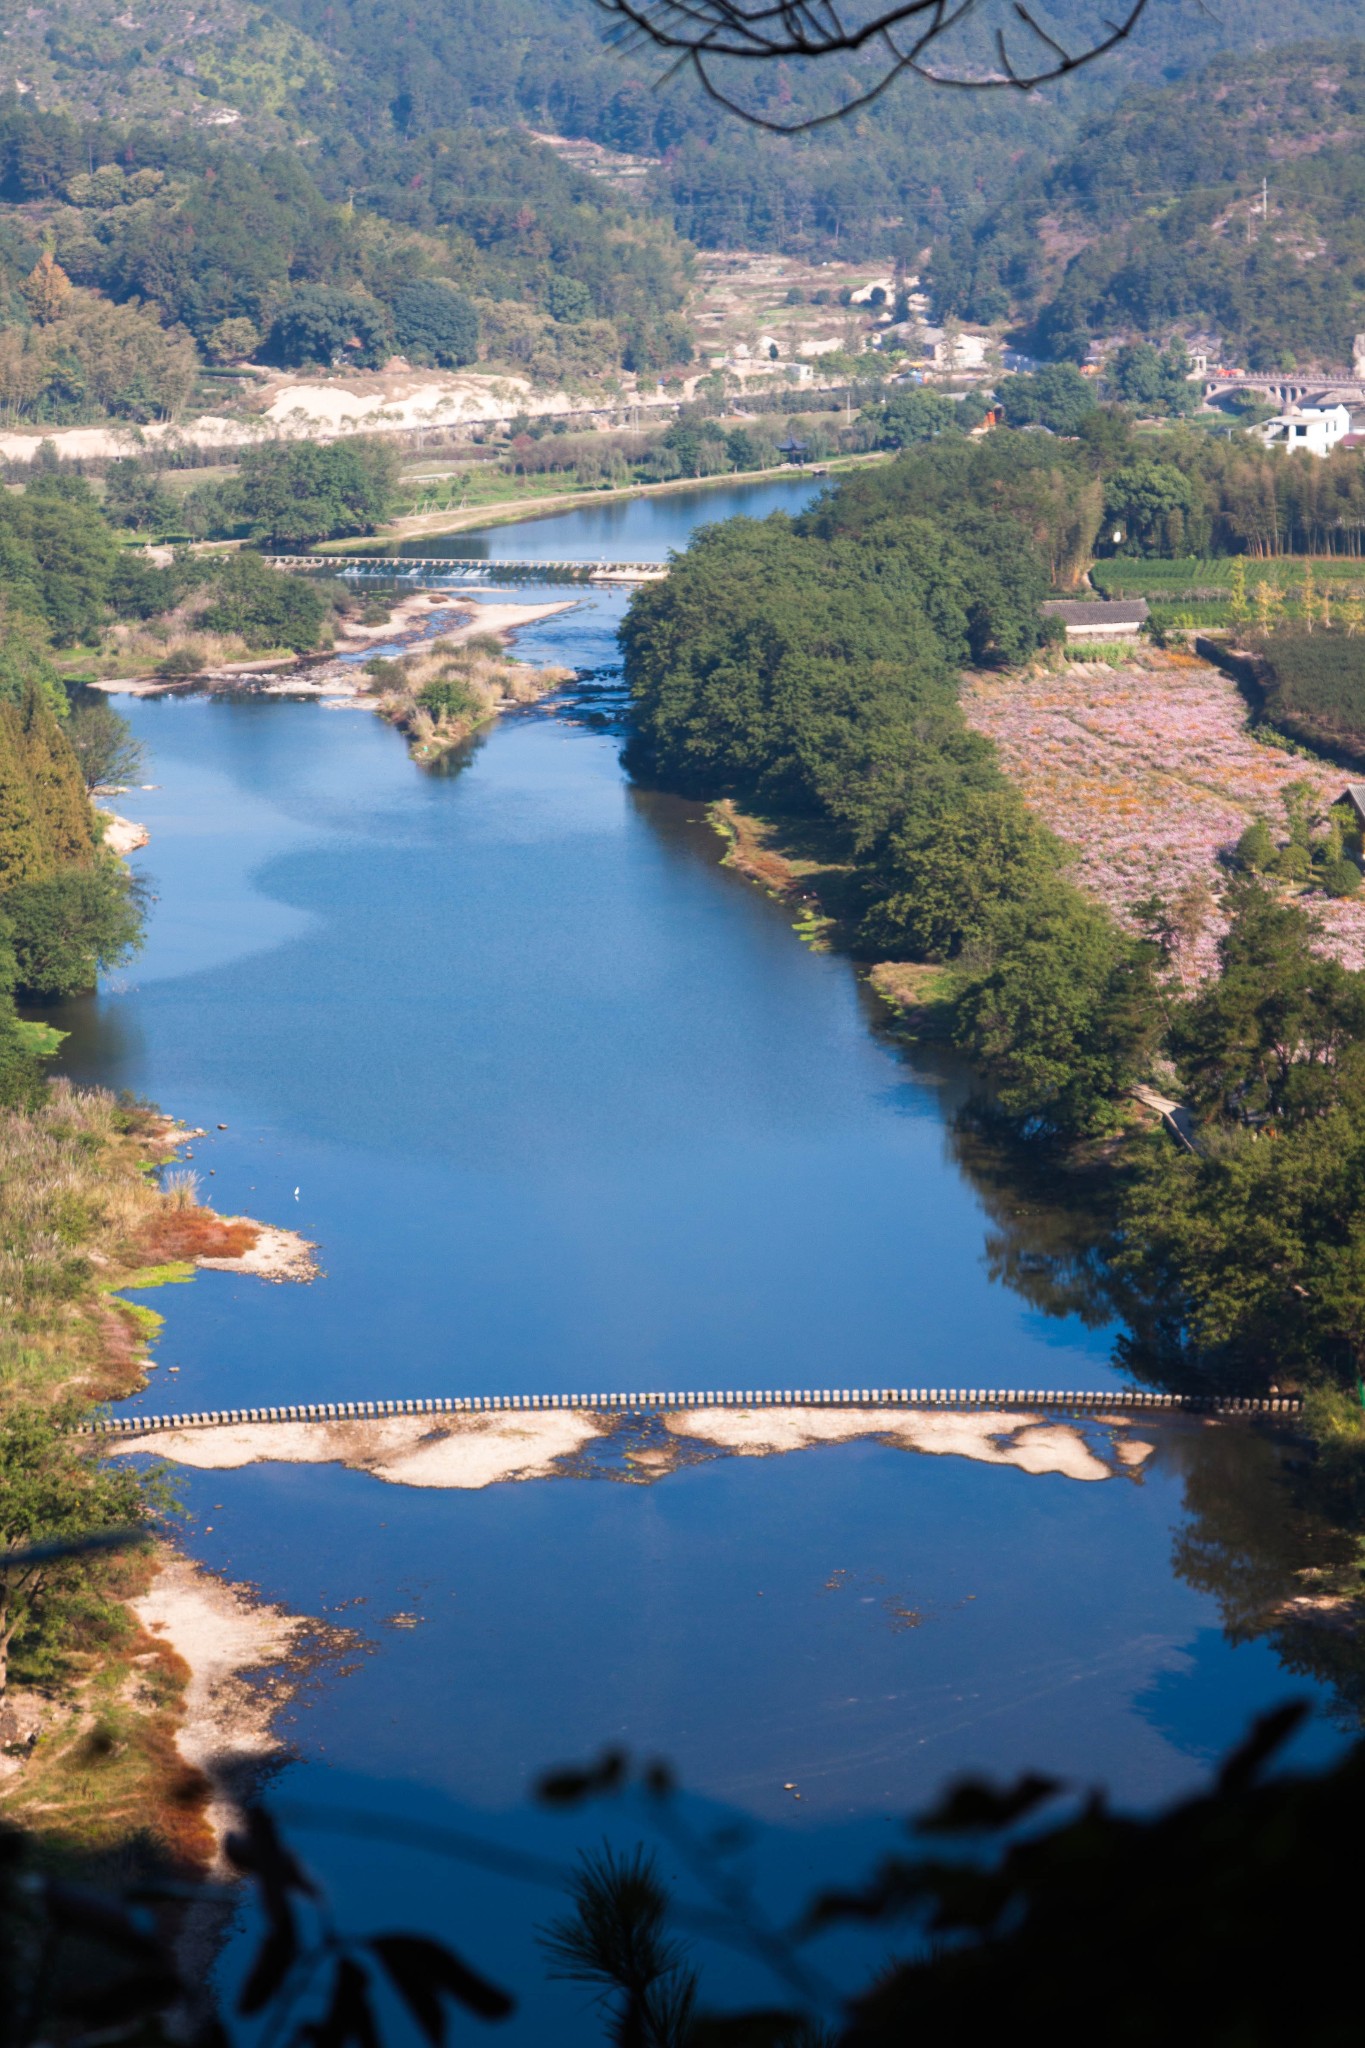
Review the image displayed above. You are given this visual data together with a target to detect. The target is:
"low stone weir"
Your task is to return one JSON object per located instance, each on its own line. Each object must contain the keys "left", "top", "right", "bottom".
{"left": 83, "top": 1387, "right": 1301, "bottom": 1435}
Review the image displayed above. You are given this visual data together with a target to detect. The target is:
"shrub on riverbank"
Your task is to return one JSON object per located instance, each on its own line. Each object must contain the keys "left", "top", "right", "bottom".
{"left": 0, "top": 1082, "right": 253, "bottom": 1858}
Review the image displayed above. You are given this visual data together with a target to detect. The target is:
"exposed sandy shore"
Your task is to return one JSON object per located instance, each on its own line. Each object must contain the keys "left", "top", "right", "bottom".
{"left": 133, "top": 1552, "right": 304, "bottom": 1861}
{"left": 96, "top": 809, "right": 150, "bottom": 854}
{"left": 109, "top": 1402, "right": 1154, "bottom": 1489}
{"left": 113, "top": 1408, "right": 606, "bottom": 1487}
{"left": 197, "top": 1221, "right": 319, "bottom": 1284}
{"left": 89, "top": 593, "right": 577, "bottom": 699}
{"left": 669, "top": 1405, "right": 1144, "bottom": 1481}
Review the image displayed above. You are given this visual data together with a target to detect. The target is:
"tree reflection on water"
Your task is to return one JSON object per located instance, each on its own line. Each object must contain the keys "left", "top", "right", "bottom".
{"left": 936, "top": 1081, "right": 1365, "bottom": 1727}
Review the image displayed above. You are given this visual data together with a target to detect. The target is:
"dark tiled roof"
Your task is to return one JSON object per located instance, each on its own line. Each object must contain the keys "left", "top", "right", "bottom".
{"left": 1040, "top": 599, "right": 1150, "bottom": 625}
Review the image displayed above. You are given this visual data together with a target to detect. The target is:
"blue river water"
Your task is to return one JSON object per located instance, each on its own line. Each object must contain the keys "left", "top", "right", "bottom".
{"left": 48, "top": 478, "right": 1347, "bottom": 2037}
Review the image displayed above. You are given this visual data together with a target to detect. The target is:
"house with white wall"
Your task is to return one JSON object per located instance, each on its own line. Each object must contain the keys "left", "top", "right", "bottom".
{"left": 1249, "top": 401, "right": 1352, "bottom": 457}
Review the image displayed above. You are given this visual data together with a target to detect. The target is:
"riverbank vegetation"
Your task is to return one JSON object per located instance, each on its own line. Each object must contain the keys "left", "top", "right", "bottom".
{"left": 0, "top": 558, "right": 256, "bottom": 1863}
{"left": 0, "top": 462, "right": 356, "bottom": 680}
{"left": 0, "top": 1083, "right": 248, "bottom": 1866}
{"left": 622, "top": 440, "right": 1365, "bottom": 1441}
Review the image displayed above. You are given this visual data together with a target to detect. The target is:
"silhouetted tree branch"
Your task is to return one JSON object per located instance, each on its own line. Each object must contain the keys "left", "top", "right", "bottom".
{"left": 592, "top": 0, "right": 1151, "bottom": 131}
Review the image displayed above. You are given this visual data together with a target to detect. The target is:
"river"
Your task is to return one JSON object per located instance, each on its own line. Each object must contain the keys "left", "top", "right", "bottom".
{"left": 52, "top": 478, "right": 1349, "bottom": 2034}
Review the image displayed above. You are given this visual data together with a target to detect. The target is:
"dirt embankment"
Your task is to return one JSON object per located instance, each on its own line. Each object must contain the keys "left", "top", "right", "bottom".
{"left": 133, "top": 1554, "right": 310, "bottom": 1864}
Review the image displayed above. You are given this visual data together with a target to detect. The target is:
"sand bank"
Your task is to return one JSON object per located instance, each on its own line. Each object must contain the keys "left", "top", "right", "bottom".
{"left": 96, "top": 809, "right": 150, "bottom": 854}
{"left": 133, "top": 1552, "right": 304, "bottom": 1860}
{"left": 107, "top": 1402, "right": 1153, "bottom": 1489}
{"left": 112, "top": 1407, "right": 605, "bottom": 1488}
{"left": 665, "top": 1404, "right": 1143, "bottom": 1482}
{"left": 89, "top": 593, "right": 577, "bottom": 699}
{"left": 197, "top": 1221, "right": 319, "bottom": 1284}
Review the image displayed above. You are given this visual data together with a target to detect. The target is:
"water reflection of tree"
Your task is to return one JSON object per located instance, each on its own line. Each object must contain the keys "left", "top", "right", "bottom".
{"left": 1160, "top": 1421, "right": 1365, "bottom": 1726}
{"left": 945, "top": 1102, "right": 1120, "bottom": 1330}
{"left": 420, "top": 724, "right": 493, "bottom": 779}
{"left": 936, "top": 1089, "right": 1365, "bottom": 1726}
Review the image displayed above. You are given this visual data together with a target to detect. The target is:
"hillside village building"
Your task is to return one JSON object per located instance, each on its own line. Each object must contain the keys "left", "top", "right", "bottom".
{"left": 1249, "top": 401, "right": 1352, "bottom": 457}
{"left": 1040, "top": 600, "right": 1150, "bottom": 640}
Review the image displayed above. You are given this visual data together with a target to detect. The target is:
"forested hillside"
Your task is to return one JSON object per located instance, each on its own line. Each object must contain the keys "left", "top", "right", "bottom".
{"left": 0, "top": 91, "right": 692, "bottom": 424}
{"left": 6, "top": 0, "right": 1365, "bottom": 266}
{"left": 932, "top": 42, "right": 1365, "bottom": 366}
{"left": 263, "top": 0, "right": 1365, "bottom": 260}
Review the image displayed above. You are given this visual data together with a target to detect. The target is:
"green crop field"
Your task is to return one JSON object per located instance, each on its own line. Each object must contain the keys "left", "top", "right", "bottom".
{"left": 1251, "top": 632, "right": 1365, "bottom": 767}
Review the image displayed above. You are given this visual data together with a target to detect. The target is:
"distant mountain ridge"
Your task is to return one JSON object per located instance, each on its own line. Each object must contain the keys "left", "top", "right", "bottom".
{"left": 0, "top": 0, "right": 330, "bottom": 140}
{"left": 931, "top": 41, "right": 1365, "bottom": 369}
{"left": 8, "top": 0, "right": 1365, "bottom": 262}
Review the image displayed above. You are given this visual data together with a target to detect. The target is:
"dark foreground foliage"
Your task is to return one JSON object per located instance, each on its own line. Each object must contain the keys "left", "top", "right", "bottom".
{"left": 5, "top": 1704, "right": 1362, "bottom": 2047}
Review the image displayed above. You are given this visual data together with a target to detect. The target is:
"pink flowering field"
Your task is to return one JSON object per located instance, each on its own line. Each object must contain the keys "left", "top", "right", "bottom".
{"left": 962, "top": 653, "right": 1365, "bottom": 979}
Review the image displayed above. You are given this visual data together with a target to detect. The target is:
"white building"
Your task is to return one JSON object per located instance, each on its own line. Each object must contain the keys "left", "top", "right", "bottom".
{"left": 929, "top": 331, "right": 991, "bottom": 371}
{"left": 1249, "top": 401, "right": 1352, "bottom": 457}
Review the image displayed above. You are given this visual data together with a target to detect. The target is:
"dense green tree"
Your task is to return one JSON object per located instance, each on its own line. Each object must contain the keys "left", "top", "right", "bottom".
{"left": 1114, "top": 883, "right": 1365, "bottom": 1384}
{"left": 101, "top": 460, "right": 180, "bottom": 535}
{"left": 1104, "top": 460, "right": 1196, "bottom": 555}
{"left": 546, "top": 275, "right": 593, "bottom": 325}
{"left": 1106, "top": 343, "right": 1198, "bottom": 416}
{"left": 1171, "top": 883, "right": 1365, "bottom": 1128}
{"left": 859, "top": 784, "right": 1063, "bottom": 961}
{"left": 387, "top": 280, "right": 479, "bottom": 366}
{"left": 0, "top": 477, "right": 121, "bottom": 644}
{"left": 0, "top": 602, "right": 64, "bottom": 717}
{"left": 5, "top": 861, "right": 143, "bottom": 998}
{"left": 197, "top": 550, "right": 334, "bottom": 651}
{"left": 263, "top": 288, "right": 391, "bottom": 370}
{"left": 996, "top": 365, "right": 1097, "bottom": 437}
{"left": 953, "top": 887, "right": 1158, "bottom": 1134}
{"left": 0, "top": 1404, "right": 148, "bottom": 1698}
{"left": 235, "top": 436, "right": 399, "bottom": 545}
{"left": 864, "top": 387, "right": 960, "bottom": 448}
{"left": 14, "top": 681, "right": 95, "bottom": 867}
{"left": 0, "top": 702, "right": 55, "bottom": 893}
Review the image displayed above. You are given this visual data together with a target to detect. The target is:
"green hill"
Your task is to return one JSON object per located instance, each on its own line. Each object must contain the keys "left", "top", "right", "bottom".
{"left": 931, "top": 41, "right": 1365, "bottom": 368}
{"left": 9, "top": 0, "right": 1365, "bottom": 263}
{"left": 0, "top": 0, "right": 332, "bottom": 140}
{"left": 0, "top": 89, "right": 694, "bottom": 423}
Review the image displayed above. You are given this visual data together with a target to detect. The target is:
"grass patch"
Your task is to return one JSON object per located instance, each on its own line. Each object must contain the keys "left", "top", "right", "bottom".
{"left": 865, "top": 960, "right": 955, "bottom": 1036}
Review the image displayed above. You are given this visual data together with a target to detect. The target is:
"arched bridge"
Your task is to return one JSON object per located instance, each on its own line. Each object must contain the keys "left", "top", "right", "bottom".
{"left": 264, "top": 555, "right": 668, "bottom": 584}
{"left": 1202, "top": 374, "right": 1365, "bottom": 407}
